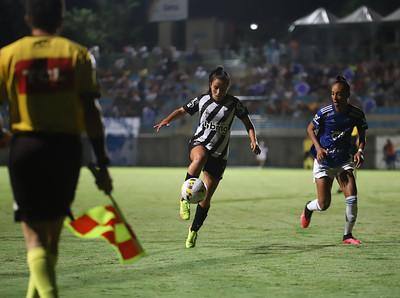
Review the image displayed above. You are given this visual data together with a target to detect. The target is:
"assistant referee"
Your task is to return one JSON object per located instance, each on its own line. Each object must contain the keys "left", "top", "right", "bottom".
{"left": 0, "top": 1, "right": 112, "bottom": 297}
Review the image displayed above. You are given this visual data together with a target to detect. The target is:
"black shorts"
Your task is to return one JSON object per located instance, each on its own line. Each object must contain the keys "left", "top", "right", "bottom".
{"left": 188, "top": 141, "right": 227, "bottom": 180}
{"left": 9, "top": 132, "right": 82, "bottom": 222}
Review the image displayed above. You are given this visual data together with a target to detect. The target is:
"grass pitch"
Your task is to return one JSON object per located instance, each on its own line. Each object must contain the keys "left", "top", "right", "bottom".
{"left": 0, "top": 167, "right": 399, "bottom": 297}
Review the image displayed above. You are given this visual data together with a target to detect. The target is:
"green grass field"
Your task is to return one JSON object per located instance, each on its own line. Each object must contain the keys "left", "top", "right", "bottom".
{"left": 0, "top": 167, "right": 399, "bottom": 297}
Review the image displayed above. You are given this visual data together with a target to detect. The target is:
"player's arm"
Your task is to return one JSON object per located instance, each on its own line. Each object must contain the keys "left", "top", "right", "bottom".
{"left": 307, "top": 121, "right": 326, "bottom": 162}
{"left": 240, "top": 115, "right": 261, "bottom": 155}
{"left": 354, "top": 127, "right": 366, "bottom": 168}
{"left": 153, "top": 107, "right": 187, "bottom": 132}
{"left": 0, "top": 51, "right": 12, "bottom": 148}
{"left": 81, "top": 95, "right": 113, "bottom": 194}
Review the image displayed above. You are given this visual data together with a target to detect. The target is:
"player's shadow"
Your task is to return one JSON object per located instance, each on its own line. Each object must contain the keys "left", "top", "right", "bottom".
{"left": 248, "top": 243, "right": 338, "bottom": 255}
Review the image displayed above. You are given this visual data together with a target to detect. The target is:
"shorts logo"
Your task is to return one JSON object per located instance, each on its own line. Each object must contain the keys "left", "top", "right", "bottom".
{"left": 203, "top": 121, "right": 228, "bottom": 134}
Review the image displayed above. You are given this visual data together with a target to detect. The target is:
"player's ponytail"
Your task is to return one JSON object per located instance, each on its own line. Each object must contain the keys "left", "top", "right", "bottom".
{"left": 208, "top": 66, "right": 230, "bottom": 93}
{"left": 334, "top": 75, "right": 350, "bottom": 98}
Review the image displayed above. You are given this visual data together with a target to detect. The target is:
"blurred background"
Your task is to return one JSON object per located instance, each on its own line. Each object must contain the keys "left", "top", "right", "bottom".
{"left": 1, "top": 0, "right": 399, "bottom": 169}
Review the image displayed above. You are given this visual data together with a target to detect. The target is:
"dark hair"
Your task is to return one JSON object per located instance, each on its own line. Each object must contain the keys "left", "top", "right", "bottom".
{"left": 208, "top": 66, "right": 230, "bottom": 86}
{"left": 334, "top": 75, "right": 350, "bottom": 97}
{"left": 25, "top": 0, "right": 64, "bottom": 34}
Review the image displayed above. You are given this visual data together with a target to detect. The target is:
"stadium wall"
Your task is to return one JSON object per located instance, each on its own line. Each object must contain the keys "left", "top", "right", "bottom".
{"left": 135, "top": 134, "right": 376, "bottom": 169}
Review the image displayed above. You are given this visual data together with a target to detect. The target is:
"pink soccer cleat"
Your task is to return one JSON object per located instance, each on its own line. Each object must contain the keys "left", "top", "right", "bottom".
{"left": 300, "top": 202, "right": 313, "bottom": 228}
{"left": 343, "top": 234, "right": 362, "bottom": 245}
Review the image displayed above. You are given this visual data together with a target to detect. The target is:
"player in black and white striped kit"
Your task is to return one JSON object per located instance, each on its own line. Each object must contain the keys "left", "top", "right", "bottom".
{"left": 154, "top": 66, "right": 261, "bottom": 248}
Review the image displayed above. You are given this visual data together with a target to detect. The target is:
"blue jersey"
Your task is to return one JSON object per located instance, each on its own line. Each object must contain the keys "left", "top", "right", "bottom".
{"left": 310, "top": 104, "right": 368, "bottom": 167}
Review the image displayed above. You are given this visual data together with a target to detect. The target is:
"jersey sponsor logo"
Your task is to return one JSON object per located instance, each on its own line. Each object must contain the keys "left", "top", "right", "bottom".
{"left": 15, "top": 58, "right": 74, "bottom": 94}
{"left": 202, "top": 120, "right": 228, "bottom": 135}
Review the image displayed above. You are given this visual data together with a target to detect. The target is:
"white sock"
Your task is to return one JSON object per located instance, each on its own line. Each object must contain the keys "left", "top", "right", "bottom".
{"left": 307, "top": 199, "right": 321, "bottom": 211}
{"left": 344, "top": 196, "right": 358, "bottom": 235}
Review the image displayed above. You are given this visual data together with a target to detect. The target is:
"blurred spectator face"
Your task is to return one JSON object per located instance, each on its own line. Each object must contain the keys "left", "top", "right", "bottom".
{"left": 331, "top": 83, "right": 349, "bottom": 110}
{"left": 210, "top": 78, "right": 229, "bottom": 101}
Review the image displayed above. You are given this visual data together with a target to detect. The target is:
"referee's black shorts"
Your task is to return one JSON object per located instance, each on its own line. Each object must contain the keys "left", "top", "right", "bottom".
{"left": 8, "top": 132, "right": 82, "bottom": 222}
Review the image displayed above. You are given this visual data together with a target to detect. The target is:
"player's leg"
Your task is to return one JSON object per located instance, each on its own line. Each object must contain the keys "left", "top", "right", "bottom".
{"left": 301, "top": 160, "right": 334, "bottom": 228}
{"left": 337, "top": 170, "right": 361, "bottom": 245}
{"left": 180, "top": 145, "right": 208, "bottom": 220}
{"left": 186, "top": 156, "right": 226, "bottom": 248}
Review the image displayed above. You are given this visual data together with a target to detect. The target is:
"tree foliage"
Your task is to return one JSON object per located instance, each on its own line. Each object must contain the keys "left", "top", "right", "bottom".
{"left": 62, "top": 0, "right": 143, "bottom": 51}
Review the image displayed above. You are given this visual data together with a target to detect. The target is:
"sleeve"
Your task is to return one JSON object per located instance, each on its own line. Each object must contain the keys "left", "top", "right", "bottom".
{"left": 76, "top": 49, "right": 101, "bottom": 98}
{"left": 0, "top": 50, "right": 7, "bottom": 103}
{"left": 182, "top": 97, "right": 199, "bottom": 115}
{"left": 356, "top": 111, "right": 368, "bottom": 130}
{"left": 312, "top": 109, "right": 323, "bottom": 129}
{"left": 234, "top": 99, "right": 249, "bottom": 119}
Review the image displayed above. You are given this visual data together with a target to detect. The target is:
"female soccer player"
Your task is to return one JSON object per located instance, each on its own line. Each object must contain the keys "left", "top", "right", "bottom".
{"left": 154, "top": 66, "right": 261, "bottom": 248}
{"left": 0, "top": 1, "right": 112, "bottom": 296}
{"left": 300, "top": 76, "right": 368, "bottom": 245}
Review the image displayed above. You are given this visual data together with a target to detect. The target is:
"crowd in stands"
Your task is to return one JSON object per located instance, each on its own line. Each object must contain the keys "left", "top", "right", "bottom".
{"left": 94, "top": 42, "right": 400, "bottom": 129}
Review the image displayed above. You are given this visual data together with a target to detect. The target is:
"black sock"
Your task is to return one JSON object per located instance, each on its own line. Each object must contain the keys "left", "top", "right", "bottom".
{"left": 190, "top": 204, "right": 209, "bottom": 232}
{"left": 185, "top": 172, "right": 199, "bottom": 181}
{"left": 343, "top": 233, "right": 353, "bottom": 240}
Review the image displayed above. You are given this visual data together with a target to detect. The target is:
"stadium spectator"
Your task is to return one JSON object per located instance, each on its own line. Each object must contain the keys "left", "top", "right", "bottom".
{"left": 154, "top": 66, "right": 261, "bottom": 248}
{"left": 0, "top": 0, "right": 112, "bottom": 296}
{"left": 383, "top": 139, "right": 396, "bottom": 170}
{"left": 300, "top": 76, "right": 368, "bottom": 245}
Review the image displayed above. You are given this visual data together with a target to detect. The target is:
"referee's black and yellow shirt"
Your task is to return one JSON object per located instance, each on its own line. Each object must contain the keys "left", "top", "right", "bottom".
{"left": 0, "top": 36, "right": 100, "bottom": 134}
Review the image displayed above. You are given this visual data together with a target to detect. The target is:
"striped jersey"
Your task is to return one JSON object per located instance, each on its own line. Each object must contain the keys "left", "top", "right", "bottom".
{"left": 183, "top": 93, "right": 249, "bottom": 160}
{"left": 310, "top": 103, "right": 368, "bottom": 167}
{"left": 0, "top": 36, "right": 100, "bottom": 134}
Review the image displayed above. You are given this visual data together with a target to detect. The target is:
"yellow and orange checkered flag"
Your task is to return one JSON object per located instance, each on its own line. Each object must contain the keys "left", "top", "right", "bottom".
{"left": 65, "top": 204, "right": 145, "bottom": 264}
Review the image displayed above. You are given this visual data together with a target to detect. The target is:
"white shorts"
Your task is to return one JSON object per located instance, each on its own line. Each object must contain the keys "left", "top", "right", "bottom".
{"left": 313, "top": 159, "right": 354, "bottom": 180}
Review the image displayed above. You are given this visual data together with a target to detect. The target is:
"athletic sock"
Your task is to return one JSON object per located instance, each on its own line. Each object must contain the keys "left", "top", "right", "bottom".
{"left": 185, "top": 172, "right": 199, "bottom": 181}
{"left": 190, "top": 204, "right": 209, "bottom": 232}
{"left": 26, "top": 276, "right": 39, "bottom": 298}
{"left": 306, "top": 199, "right": 322, "bottom": 211}
{"left": 26, "top": 252, "right": 58, "bottom": 298}
{"left": 27, "top": 247, "right": 58, "bottom": 298}
{"left": 344, "top": 195, "right": 358, "bottom": 236}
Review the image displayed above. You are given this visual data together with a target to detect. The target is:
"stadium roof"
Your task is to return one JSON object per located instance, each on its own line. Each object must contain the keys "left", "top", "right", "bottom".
{"left": 382, "top": 7, "right": 400, "bottom": 22}
{"left": 338, "top": 6, "right": 382, "bottom": 23}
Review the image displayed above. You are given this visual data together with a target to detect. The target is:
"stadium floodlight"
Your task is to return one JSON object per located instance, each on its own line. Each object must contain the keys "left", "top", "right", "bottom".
{"left": 250, "top": 23, "right": 258, "bottom": 30}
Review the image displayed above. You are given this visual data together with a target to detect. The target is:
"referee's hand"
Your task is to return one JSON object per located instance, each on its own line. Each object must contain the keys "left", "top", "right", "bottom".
{"left": 0, "top": 129, "right": 12, "bottom": 148}
{"left": 88, "top": 164, "right": 113, "bottom": 195}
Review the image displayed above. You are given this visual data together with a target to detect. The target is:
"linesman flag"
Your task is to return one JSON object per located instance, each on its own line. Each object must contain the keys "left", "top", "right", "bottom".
{"left": 65, "top": 204, "right": 145, "bottom": 264}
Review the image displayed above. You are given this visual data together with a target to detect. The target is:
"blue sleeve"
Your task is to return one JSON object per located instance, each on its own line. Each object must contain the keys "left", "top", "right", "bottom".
{"left": 183, "top": 97, "right": 199, "bottom": 115}
{"left": 312, "top": 109, "right": 323, "bottom": 129}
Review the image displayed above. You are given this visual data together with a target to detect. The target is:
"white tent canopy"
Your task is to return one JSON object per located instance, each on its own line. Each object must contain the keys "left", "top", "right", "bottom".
{"left": 338, "top": 5, "right": 382, "bottom": 23}
{"left": 292, "top": 7, "right": 338, "bottom": 25}
{"left": 382, "top": 7, "right": 400, "bottom": 22}
{"left": 289, "top": 7, "right": 338, "bottom": 31}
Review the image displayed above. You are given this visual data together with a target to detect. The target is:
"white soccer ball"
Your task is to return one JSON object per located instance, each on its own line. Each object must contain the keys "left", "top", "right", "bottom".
{"left": 181, "top": 178, "right": 207, "bottom": 204}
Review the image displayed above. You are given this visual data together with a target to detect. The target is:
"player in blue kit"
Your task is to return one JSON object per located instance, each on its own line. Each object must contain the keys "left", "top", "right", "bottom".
{"left": 300, "top": 76, "right": 368, "bottom": 245}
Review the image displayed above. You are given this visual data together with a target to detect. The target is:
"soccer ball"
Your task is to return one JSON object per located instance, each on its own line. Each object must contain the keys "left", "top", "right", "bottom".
{"left": 181, "top": 178, "right": 207, "bottom": 204}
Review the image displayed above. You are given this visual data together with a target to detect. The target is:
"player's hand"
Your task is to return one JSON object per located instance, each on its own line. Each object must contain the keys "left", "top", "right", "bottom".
{"left": 88, "top": 164, "right": 113, "bottom": 195}
{"left": 354, "top": 151, "right": 364, "bottom": 168}
{"left": 0, "top": 129, "right": 12, "bottom": 148}
{"left": 316, "top": 147, "right": 327, "bottom": 162}
{"left": 251, "top": 141, "right": 261, "bottom": 155}
{"left": 153, "top": 120, "right": 170, "bottom": 132}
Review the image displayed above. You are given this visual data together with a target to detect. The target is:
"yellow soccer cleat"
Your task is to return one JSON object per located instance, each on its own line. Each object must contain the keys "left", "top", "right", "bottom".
{"left": 185, "top": 230, "right": 198, "bottom": 248}
{"left": 179, "top": 199, "right": 190, "bottom": 220}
